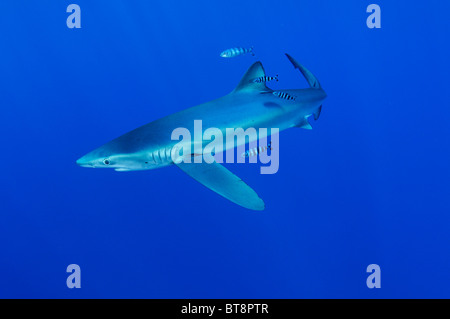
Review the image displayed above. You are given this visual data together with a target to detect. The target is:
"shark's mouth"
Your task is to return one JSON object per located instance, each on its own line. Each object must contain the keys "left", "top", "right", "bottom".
{"left": 115, "top": 168, "right": 148, "bottom": 172}
{"left": 77, "top": 163, "right": 94, "bottom": 168}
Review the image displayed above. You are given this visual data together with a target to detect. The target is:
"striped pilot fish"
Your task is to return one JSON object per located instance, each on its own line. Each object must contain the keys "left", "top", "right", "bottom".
{"left": 273, "top": 91, "right": 296, "bottom": 101}
{"left": 241, "top": 142, "right": 272, "bottom": 158}
{"left": 253, "top": 75, "right": 279, "bottom": 83}
{"left": 220, "top": 47, "right": 255, "bottom": 58}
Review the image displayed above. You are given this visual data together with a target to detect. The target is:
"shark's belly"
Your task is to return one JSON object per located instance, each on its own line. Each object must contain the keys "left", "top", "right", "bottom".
{"left": 106, "top": 94, "right": 298, "bottom": 157}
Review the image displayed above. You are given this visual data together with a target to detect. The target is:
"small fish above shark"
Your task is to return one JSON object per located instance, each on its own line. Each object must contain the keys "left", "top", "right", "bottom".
{"left": 76, "top": 54, "right": 327, "bottom": 210}
{"left": 220, "top": 47, "right": 255, "bottom": 58}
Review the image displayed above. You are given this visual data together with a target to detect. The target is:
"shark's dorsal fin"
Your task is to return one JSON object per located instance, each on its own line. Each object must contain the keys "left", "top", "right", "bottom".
{"left": 233, "top": 62, "right": 271, "bottom": 93}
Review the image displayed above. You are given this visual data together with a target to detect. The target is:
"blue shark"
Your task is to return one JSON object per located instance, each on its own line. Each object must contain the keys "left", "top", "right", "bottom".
{"left": 76, "top": 54, "right": 327, "bottom": 210}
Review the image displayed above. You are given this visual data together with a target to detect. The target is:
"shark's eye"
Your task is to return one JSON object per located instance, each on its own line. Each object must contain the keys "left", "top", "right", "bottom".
{"left": 103, "top": 159, "right": 110, "bottom": 165}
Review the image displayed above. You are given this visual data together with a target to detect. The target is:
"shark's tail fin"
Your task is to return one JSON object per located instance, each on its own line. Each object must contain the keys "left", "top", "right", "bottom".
{"left": 285, "top": 53, "right": 321, "bottom": 89}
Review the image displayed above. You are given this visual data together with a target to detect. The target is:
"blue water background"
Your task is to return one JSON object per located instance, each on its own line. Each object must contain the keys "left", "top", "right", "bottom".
{"left": 0, "top": 1, "right": 449, "bottom": 298}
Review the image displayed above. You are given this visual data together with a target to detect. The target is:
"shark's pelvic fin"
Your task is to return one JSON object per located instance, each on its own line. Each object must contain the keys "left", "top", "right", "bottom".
{"left": 285, "top": 53, "right": 321, "bottom": 89}
{"left": 314, "top": 105, "right": 322, "bottom": 121}
{"left": 176, "top": 161, "right": 265, "bottom": 211}
{"left": 233, "top": 62, "right": 272, "bottom": 93}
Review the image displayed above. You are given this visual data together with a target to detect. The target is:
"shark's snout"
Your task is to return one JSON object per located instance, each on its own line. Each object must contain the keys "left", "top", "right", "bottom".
{"left": 76, "top": 150, "right": 152, "bottom": 171}
{"left": 76, "top": 156, "right": 94, "bottom": 167}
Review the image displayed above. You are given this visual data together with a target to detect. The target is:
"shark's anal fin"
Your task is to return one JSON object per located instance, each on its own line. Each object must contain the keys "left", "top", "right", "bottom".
{"left": 176, "top": 161, "right": 265, "bottom": 211}
{"left": 296, "top": 117, "right": 313, "bottom": 130}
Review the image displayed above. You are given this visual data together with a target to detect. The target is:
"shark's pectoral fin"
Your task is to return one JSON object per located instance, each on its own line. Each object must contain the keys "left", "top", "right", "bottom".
{"left": 176, "top": 161, "right": 265, "bottom": 211}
